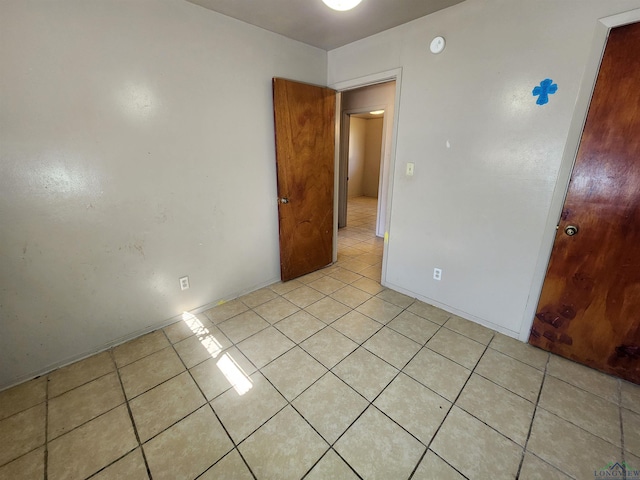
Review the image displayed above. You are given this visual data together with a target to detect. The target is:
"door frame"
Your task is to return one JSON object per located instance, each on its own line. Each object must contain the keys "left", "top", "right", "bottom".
{"left": 519, "top": 8, "right": 640, "bottom": 342}
{"left": 340, "top": 104, "right": 388, "bottom": 235}
{"left": 329, "top": 68, "right": 403, "bottom": 287}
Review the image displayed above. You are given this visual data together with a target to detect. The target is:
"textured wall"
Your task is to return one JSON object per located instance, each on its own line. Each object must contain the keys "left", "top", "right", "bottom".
{"left": 363, "top": 118, "right": 383, "bottom": 198}
{"left": 328, "top": 0, "right": 640, "bottom": 336}
{"left": 0, "top": 0, "right": 326, "bottom": 388}
{"left": 347, "top": 117, "right": 366, "bottom": 198}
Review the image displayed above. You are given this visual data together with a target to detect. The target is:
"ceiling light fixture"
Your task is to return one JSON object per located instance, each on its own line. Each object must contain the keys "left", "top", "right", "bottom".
{"left": 322, "top": 0, "right": 363, "bottom": 11}
{"left": 369, "top": 110, "right": 384, "bottom": 115}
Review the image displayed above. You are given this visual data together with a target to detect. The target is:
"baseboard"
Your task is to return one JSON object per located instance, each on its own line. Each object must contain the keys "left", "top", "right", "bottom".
{"left": 0, "top": 276, "right": 281, "bottom": 392}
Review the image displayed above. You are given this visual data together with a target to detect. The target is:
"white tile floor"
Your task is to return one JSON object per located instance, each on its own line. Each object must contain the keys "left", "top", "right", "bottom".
{"left": 1, "top": 196, "right": 639, "bottom": 479}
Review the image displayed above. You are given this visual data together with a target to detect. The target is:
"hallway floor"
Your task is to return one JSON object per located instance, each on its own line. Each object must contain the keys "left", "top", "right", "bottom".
{"left": 1, "top": 196, "right": 639, "bottom": 479}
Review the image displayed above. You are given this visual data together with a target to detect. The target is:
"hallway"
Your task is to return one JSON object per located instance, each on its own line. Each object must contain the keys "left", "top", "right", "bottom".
{"left": 337, "top": 196, "right": 383, "bottom": 282}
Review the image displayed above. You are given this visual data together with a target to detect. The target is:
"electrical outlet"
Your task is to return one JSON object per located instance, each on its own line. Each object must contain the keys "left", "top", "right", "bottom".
{"left": 179, "top": 276, "right": 190, "bottom": 290}
{"left": 433, "top": 268, "right": 442, "bottom": 281}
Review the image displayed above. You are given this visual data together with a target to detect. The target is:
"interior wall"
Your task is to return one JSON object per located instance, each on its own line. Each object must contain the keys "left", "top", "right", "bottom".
{"left": 0, "top": 0, "right": 326, "bottom": 389}
{"left": 347, "top": 117, "right": 367, "bottom": 197}
{"left": 363, "top": 118, "right": 383, "bottom": 198}
{"left": 328, "top": 0, "right": 640, "bottom": 337}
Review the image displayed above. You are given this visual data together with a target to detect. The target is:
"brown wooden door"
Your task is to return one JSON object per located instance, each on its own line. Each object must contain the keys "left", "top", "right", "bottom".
{"left": 273, "top": 78, "right": 336, "bottom": 281}
{"left": 529, "top": 22, "right": 640, "bottom": 384}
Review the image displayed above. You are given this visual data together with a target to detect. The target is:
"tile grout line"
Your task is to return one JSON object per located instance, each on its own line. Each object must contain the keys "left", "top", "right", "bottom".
{"left": 305, "top": 447, "right": 364, "bottom": 480}
{"left": 116, "top": 345, "right": 188, "bottom": 400}
{"left": 619, "top": 379, "right": 626, "bottom": 475}
{"left": 535, "top": 395, "right": 626, "bottom": 452}
{"left": 226, "top": 283, "right": 390, "bottom": 478}
{"left": 60, "top": 295, "right": 585, "bottom": 480}
{"left": 194, "top": 450, "right": 252, "bottom": 480}
{"left": 399, "top": 319, "right": 457, "bottom": 464}
{"left": 330, "top": 313, "right": 451, "bottom": 398}
{"left": 289, "top": 391, "right": 357, "bottom": 457}
{"left": 512, "top": 354, "right": 602, "bottom": 479}
{"left": 44, "top": 375, "right": 49, "bottom": 480}
{"left": 287, "top": 312, "right": 385, "bottom": 478}
{"left": 233, "top": 308, "right": 337, "bottom": 453}
{"left": 471, "top": 367, "right": 542, "bottom": 405}
{"left": 515, "top": 347, "right": 551, "bottom": 479}
{"left": 228, "top": 379, "right": 331, "bottom": 472}
{"left": 407, "top": 334, "right": 495, "bottom": 480}
{"left": 47, "top": 367, "right": 116, "bottom": 403}
{"left": 531, "top": 406, "right": 626, "bottom": 474}
{"left": 543, "top": 368, "right": 624, "bottom": 404}
{"left": 42, "top": 382, "right": 140, "bottom": 479}
{"left": 411, "top": 448, "right": 469, "bottom": 480}
{"left": 318, "top": 309, "right": 449, "bottom": 478}
{"left": 113, "top": 336, "right": 177, "bottom": 371}
{"left": 289, "top": 435, "right": 332, "bottom": 479}
{"left": 163, "top": 328, "right": 259, "bottom": 480}
{"left": 109, "top": 348, "right": 153, "bottom": 480}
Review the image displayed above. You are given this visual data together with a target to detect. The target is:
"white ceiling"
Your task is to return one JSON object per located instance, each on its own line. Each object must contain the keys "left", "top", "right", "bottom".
{"left": 185, "top": 0, "right": 465, "bottom": 50}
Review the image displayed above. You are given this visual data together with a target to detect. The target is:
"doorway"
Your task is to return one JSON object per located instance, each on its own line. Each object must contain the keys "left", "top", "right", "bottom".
{"left": 335, "top": 196, "right": 384, "bottom": 283}
{"left": 334, "top": 81, "right": 396, "bottom": 283}
{"left": 330, "top": 71, "right": 401, "bottom": 287}
{"left": 336, "top": 111, "right": 385, "bottom": 279}
{"left": 271, "top": 71, "right": 400, "bottom": 283}
{"left": 338, "top": 80, "right": 396, "bottom": 238}
{"left": 346, "top": 111, "right": 383, "bottom": 206}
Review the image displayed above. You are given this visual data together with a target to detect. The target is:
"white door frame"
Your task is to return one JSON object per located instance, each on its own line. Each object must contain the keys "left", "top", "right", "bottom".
{"left": 519, "top": 9, "right": 640, "bottom": 341}
{"left": 329, "top": 68, "right": 402, "bottom": 288}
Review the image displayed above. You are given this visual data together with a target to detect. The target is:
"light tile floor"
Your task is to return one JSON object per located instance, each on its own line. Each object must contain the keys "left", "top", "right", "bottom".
{"left": 1, "top": 196, "right": 639, "bottom": 479}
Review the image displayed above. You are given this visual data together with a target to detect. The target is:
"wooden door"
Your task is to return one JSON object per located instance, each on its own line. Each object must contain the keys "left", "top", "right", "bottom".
{"left": 273, "top": 78, "right": 336, "bottom": 281}
{"left": 529, "top": 22, "right": 640, "bottom": 384}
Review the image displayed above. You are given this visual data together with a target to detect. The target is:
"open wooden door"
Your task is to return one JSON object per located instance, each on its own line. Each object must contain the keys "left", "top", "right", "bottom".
{"left": 529, "top": 23, "right": 640, "bottom": 384}
{"left": 273, "top": 78, "right": 336, "bottom": 281}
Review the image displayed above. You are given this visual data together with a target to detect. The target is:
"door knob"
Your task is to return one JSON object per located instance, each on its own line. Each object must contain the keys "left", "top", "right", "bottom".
{"left": 280, "top": 197, "right": 289, "bottom": 204}
{"left": 564, "top": 225, "right": 578, "bottom": 236}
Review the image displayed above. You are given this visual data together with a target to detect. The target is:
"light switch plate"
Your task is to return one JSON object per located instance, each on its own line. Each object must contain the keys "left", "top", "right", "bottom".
{"left": 406, "top": 162, "right": 415, "bottom": 176}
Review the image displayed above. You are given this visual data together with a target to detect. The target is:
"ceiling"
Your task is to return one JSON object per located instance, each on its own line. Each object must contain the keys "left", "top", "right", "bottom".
{"left": 352, "top": 111, "right": 385, "bottom": 119}
{"left": 185, "top": 0, "right": 465, "bottom": 51}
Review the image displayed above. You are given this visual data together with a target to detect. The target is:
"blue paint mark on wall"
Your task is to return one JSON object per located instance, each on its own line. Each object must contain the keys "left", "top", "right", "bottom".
{"left": 532, "top": 79, "right": 558, "bottom": 105}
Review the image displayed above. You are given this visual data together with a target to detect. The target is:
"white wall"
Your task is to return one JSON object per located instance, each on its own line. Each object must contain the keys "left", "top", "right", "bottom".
{"left": 363, "top": 118, "right": 383, "bottom": 198}
{"left": 0, "top": 0, "right": 326, "bottom": 389}
{"left": 346, "top": 117, "right": 383, "bottom": 199}
{"left": 347, "top": 117, "right": 366, "bottom": 197}
{"left": 328, "top": 0, "right": 640, "bottom": 337}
